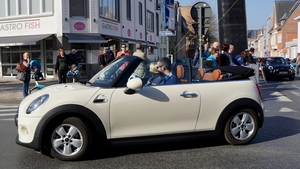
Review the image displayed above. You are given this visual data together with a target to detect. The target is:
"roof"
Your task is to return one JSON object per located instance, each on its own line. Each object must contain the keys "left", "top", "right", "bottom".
{"left": 274, "top": 1, "right": 296, "bottom": 25}
{"left": 180, "top": 6, "right": 196, "bottom": 34}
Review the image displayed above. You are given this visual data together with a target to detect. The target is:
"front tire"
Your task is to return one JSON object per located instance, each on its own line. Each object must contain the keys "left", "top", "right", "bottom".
{"left": 50, "top": 117, "right": 93, "bottom": 161}
{"left": 289, "top": 74, "right": 295, "bottom": 81}
{"left": 224, "top": 109, "right": 258, "bottom": 145}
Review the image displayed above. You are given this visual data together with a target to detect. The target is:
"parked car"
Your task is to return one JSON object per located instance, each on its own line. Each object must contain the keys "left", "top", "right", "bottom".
{"left": 15, "top": 56, "right": 264, "bottom": 161}
{"left": 260, "top": 57, "right": 295, "bottom": 80}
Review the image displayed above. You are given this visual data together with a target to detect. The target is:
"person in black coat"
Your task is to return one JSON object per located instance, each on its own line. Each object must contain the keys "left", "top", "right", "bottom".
{"left": 55, "top": 48, "right": 74, "bottom": 84}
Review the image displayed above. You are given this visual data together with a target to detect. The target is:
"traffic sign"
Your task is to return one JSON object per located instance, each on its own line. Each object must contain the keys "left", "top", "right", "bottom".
{"left": 159, "top": 30, "right": 176, "bottom": 36}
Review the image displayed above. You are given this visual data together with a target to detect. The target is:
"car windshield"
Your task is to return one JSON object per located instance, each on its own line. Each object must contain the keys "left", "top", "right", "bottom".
{"left": 263, "top": 58, "right": 286, "bottom": 65}
{"left": 89, "top": 57, "right": 132, "bottom": 86}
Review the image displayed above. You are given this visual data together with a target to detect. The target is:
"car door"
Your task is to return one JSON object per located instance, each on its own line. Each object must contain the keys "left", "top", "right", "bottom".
{"left": 109, "top": 84, "right": 201, "bottom": 138}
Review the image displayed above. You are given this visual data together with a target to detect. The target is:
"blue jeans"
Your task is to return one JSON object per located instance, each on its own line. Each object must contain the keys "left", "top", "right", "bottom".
{"left": 23, "top": 81, "right": 30, "bottom": 97}
{"left": 22, "top": 72, "right": 31, "bottom": 97}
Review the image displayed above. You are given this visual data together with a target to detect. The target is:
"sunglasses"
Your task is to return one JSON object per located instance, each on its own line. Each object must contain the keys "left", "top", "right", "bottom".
{"left": 121, "top": 47, "right": 125, "bottom": 48}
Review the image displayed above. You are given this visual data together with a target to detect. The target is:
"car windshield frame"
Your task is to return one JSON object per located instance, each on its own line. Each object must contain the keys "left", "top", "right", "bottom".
{"left": 88, "top": 56, "right": 142, "bottom": 88}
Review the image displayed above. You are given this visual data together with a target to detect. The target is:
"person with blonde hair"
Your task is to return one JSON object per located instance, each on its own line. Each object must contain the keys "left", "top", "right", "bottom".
{"left": 21, "top": 52, "right": 31, "bottom": 97}
{"left": 145, "top": 62, "right": 162, "bottom": 86}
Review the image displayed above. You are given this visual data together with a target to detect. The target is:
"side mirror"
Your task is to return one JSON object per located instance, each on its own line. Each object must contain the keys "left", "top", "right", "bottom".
{"left": 124, "top": 78, "right": 143, "bottom": 94}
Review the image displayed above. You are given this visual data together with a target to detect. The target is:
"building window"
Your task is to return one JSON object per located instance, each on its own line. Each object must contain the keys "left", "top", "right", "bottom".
{"left": 19, "top": 0, "right": 28, "bottom": 15}
{"left": 0, "top": 0, "right": 6, "bottom": 17}
{"left": 147, "top": 11, "right": 154, "bottom": 31}
{"left": 8, "top": 0, "right": 17, "bottom": 16}
{"left": 30, "top": 0, "right": 40, "bottom": 14}
{"left": 156, "top": 13, "right": 159, "bottom": 36}
{"left": 99, "top": 0, "right": 119, "bottom": 21}
{"left": 139, "top": 2, "right": 142, "bottom": 25}
{"left": 70, "top": 0, "right": 88, "bottom": 17}
{"left": 0, "top": 0, "right": 53, "bottom": 18}
{"left": 126, "top": 0, "right": 131, "bottom": 20}
{"left": 43, "top": 0, "right": 53, "bottom": 13}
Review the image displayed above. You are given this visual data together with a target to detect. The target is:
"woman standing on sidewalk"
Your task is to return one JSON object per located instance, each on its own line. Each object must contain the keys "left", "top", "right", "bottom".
{"left": 22, "top": 52, "right": 31, "bottom": 97}
{"left": 55, "top": 48, "right": 73, "bottom": 84}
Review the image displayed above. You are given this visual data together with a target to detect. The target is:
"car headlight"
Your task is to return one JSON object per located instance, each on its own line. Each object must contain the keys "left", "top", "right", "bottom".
{"left": 268, "top": 66, "right": 273, "bottom": 70}
{"left": 26, "top": 94, "right": 49, "bottom": 114}
{"left": 290, "top": 65, "right": 294, "bottom": 70}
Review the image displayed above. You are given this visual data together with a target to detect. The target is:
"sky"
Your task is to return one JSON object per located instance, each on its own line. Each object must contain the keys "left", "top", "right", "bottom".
{"left": 176, "top": 0, "right": 275, "bottom": 30}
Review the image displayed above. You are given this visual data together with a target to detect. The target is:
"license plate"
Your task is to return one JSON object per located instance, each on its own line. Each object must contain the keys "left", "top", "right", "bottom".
{"left": 279, "top": 71, "right": 288, "bottom": 74}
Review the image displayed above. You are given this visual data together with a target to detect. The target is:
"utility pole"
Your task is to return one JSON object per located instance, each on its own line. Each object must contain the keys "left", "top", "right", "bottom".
{"left": 191, "top": 2, "right": 212, "bottom": 68}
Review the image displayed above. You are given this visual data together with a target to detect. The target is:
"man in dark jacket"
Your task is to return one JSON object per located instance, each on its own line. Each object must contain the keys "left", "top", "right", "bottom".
{"left": 99, "top": 47, "right": 115, "bottom": 68}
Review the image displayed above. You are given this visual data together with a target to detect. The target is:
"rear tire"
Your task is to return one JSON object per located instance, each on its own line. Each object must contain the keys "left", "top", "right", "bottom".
{"left": 50, "top": 117, "right": 93, "bottom": 161}
{"left": 224, "top": 109, "right": 258, "bottom": 145}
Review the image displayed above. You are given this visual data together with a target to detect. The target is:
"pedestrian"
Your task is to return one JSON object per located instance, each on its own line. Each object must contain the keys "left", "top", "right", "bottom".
{"left": 133, "top": 42, "right": 150, "bottom": 78}
{"left": 202, "top": 44, "right": 210, "bottom": 59}
{"left": 235, "top": 51, "right": 247, "bottom": 66}
{"left": 21, "top": 52, "right": 31, "bottom": 97}
{"left": 98, "top": 47, "right": 115, "bottom": 68}
{"left": 219, "top": 44, "right": 231, "bottom": 66}
{"left": 116, "top": 44, "right": 131, "bottom": 57}
{"left": 228, "top": 45, "right": 240, "bottom": 66}
{"left": 68, "top": 49, "right": 79, "bottom": 65}
{"left": 245, "top": 48, "right": 256, "bottom": 64}
{"left": 296, "top": 53, "right": 300, "bottom": 75}
{"left": 212, "top": 41, "right": 220, "bottom": 50}
{"left": 206, "top": 48, "right": 220, "bottom": 68}
{"left": 55, "top": 48, "right": 74, "bottom": 84}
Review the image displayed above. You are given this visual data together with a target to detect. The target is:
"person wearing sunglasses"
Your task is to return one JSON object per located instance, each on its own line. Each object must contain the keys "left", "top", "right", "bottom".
{"left": 156, "top": 57, "right": 178, "bottom": 85}
{"left": 116, "top": 44, "right": 131, "bottom": 58}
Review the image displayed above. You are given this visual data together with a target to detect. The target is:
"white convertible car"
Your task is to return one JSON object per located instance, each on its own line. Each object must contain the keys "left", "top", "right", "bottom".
{"left": 15, "top": 56, "right": 264, "bottom": 161}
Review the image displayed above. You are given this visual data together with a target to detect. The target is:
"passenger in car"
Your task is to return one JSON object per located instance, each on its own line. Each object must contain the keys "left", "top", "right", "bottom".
{"left": 156, "top": 57, "right": 178, "bottom": 85}
{"left": 145, "top": 62, "right": 162, "bottom": 86}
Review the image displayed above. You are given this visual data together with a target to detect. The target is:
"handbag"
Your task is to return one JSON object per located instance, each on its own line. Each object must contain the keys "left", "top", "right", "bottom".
{"left": 15, "top": 62, "right": 27, "bottom": 72}
{"left": 16, "top": 72, "right": 27, "bottom": 81}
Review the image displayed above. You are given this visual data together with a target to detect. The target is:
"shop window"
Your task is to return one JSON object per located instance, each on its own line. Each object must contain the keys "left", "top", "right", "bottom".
{"left": 99, "top": 0, "right": 119, "bottom": 21}
{"left": 11, "top": 53, "right": 21, "bottom": 63}
{"left": 70, "top": 0, "right": 88, "bottom": 17}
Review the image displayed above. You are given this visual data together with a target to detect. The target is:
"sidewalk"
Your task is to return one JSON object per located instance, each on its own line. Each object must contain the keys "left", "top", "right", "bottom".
{"left": 0, "top": 77, "right": 58, "bottom": 104}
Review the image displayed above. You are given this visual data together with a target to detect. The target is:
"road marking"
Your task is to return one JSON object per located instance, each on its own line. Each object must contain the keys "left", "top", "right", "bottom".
{"left": 0, "top": 113, "right": 16, "bottom": 116}
{"left": 279, "top": 107, "right": 297, "bottom": 112}
{"left": 0, "top": 109, "right": 17, "bottom": 112}
{"left": 291, "top": 85, "right": 300, "bottom": 89}
{"left": 270, "top": 92, "right": 292, "bottom": 102}
{"left": 0, "top": 118, "right": 14, "bottom": 121}
{"left": 290, "top": 91, "right": 300, "bottom": 97}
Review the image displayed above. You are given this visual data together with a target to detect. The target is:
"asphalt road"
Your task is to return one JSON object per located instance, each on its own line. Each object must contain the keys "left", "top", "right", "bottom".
{"left": 1, "top": 77, "right": 300, "bottom": 169}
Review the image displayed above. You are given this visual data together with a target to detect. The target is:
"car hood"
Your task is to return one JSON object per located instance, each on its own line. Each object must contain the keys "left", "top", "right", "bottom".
{"left": 21, "top": 83, "right": 101, "bottom": 106}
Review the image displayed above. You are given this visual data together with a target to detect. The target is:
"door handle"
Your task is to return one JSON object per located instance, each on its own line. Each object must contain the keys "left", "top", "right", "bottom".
{"left": 93, "top": 98, "right": 108, "bottom": 103}
{"left": 180, "top": 93, "right": 198, "bottom": 98}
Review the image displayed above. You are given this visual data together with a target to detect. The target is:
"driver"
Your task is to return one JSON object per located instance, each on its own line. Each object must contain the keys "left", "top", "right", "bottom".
{"left": 156, "top": 57, "right": 178, "bottom": 85}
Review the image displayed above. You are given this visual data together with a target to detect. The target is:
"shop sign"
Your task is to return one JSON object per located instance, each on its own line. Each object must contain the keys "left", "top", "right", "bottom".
{"left": 0, "top": 21, "right": 41, "bottom": 32}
